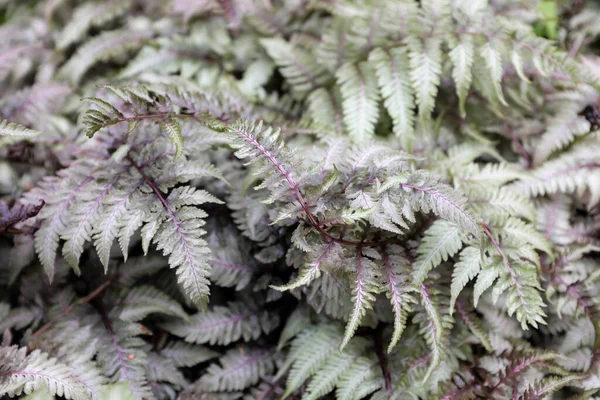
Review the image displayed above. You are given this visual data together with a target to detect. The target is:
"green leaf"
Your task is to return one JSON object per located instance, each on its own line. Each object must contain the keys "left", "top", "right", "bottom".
{"left": 536, "top": 1, "right": 558, "bottom": 40}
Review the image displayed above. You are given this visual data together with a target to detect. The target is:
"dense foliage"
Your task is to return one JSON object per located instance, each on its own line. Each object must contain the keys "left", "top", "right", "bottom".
{"left": 1, "top": 0, "right": 600, "bottom": 398}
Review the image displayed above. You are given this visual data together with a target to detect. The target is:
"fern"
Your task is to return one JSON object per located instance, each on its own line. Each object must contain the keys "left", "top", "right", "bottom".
{"left": 0, "top": 120, "right": 41, "bottom": 138}
{"left": 0, "top": 346, "right": 89, "bottom": 399}
{"left": 198, "top": 347, "right": 277, "bottom": 392}
{"left": 2, "top": 1, "right": 600, "bottom": 399}
{"left": 336, "top": 62, "right": 380, "bottom": 141}
{"left": 163, "top": 300, "right": 279, "bottom": 345}
{"left": 56, "top": 0, "right": 134, "bottom": 50}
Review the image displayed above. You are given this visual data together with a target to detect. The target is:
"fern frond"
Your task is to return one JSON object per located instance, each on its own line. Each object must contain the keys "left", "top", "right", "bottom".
{"left": 417, "top": 283, "right": 452, "bottom": 384}
{"left": 369, "top": 47, "right": 415, "bottom": 148}
{"left": 158, "top": 116, "right": 184, "bottom": 160}
{"left": 163, "top": 300, "right": 279, "bottom": 345}
{"left": 454, "top": 301, "right": 493, "bottom": 352}
{"left": 1, "top": 83, "right": 71, "bottom": 127}
{"left": 283, "top": 323, "right": 341, "bottom": 398}
{"left": 119, "top": 285, "right": 189, "bottom": 322}
{"left": 449, "top": 246, "right": 482, "bottom": 312}
{"left": 522, "top": 375, "right": 582, "bottom": 399}
{"left": 515, "top": 139, "right": 600, "bottom": 207}
{"left": 0, "top": 346, "right": 89, "bottom": 400}
{"left": 260, "top": 38, "right": 329, "bottom": 98}
{"left": 56, "top": 0, "right": 134, "bottom": 49}
{"left": 387, "top": 171, "right": 482, "bottom": 238}
{"left": 413, "top": 220, "right": 465, "bottom": 286}
{"left": 335, "top": 354, "right": 382, "bottom": 400}
{"left": 480, "top": 40, "right": 508, "bottom": 106}
{"left": 160, "top": 341, "right": 218, "bottom": 368}
{"left": 407, "top": 36, "right": 442, "bottom": 122}
{"left": 228, "top": 120, "right": 303, "bottom": 205}
{"left": 303, "top": 336, "right": 371, "bottom": 400}
{"left": 0, "top": 119, "right": 41, "bottom": 138}
{"left": 58, "top": 29, "right": 150, "bottom": 84}
{"left": 95, "top": 321, "right": 152, "bottom": 399}
{"left": 448, "top": 35, "right": 475, "bottom": 118}
{"left": 380, "top": 245, "right": 416, "bottom": 353}
{"left": 199, "top": 347, "right": 276, "bottom": 392}
{"left": 341, "top": 253, "right": 378, "bottom": 350}
{"left": 483, "top": 227, "right": 547, "bottom": 329}
{"left": 336, "top": 62, "right": 380, "bottom": 142}
{"left": 272, "top": 241, "right": 341, "bottom": 292}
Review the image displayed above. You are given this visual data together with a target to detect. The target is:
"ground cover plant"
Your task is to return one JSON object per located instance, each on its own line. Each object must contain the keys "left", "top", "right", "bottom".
{"left": 1, "top": 0, "right": 600, "bottom": 399}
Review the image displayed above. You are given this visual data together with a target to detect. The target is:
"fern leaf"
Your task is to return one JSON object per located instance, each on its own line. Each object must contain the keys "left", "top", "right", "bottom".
{"left": 34, "top": 176, "right": 93, "bottom": 278}
{"left": 307, "top": 88, "right": 344, "bottom": 135}
{"left": 93, "top": 186, "right": 140, "bottom": 269}
{"left": 408, "top": 36, "right": 442, "bottom": 122}
{"left": 473, "top": 260, "right": 501, "bottom": 307}
{"left": 303, "top": 337, "right": 371, "bottom": 400}
{"left": 335, "top": 355, "right": 382, "bottom": 400}
{"left": 199, "top": 347, "right": 275, "bottom": 392}
{"left": 58, "top": 30, "right": 149, "bottom": 85}
{"left": 62, "top": 177, "right": 119, "bottom": 272}
{"left": 484, "top": 228, "right": 547, "bottom": 329}
{"left": 418, "top": 283, "right": 451, "bottom": 384}
{"left": 160, "top": 341, "right": 219, "bottom": 368}
{"left": 317, "top": 18, "right": 358, "bottom": 72}
{"left": 341, "top": 254, "right": 378, "bottom": 350}
{"left": 413, "top": 220, "right": 465, "bottom": 286}
{"left": 272, "top": 241, "right": 338, "bottom": 291}
{"left": 158, "top": 116, "right": 184, "bottom": 160}
{"left": 152, "top": 204, "right": 212, "bottom": 309}
{"left": 95, "top": 321, "right": 152, "bottom": 400}
{"left": 283, "top": 324, "right": 341, "bottom": 398}
{"left": 0, "top": 346, "right": 89, "bottom": 400}
{"left": 398, "top": 172, "right": 481, "bottom": 238}
{"left": 0, "top": 119, "right": 41, "bottom": 137}
{"left": 449, "top": 35, "right": 474, "bottom": 118}
{"left": 501, "top": 217, "right": 553, "bottom": 260}
{"left": 533, "top": 112, "right": 590, "bottom": 166}
{"left": 56, "top": 0, "right": 133, "bottom": 50}
{"left": 260, "top": 38, "right": 329, "bottom": 98}
{"left": 522, "top": 375, "right": 582, "bottom": 399}
{"left": 480, "top": 41, "right": 508, "bottom": 106}
{"left": 119, "top": 285, "right": 189, "bottom": 322}
{"left": 336, "top": 62, "right": 380, "bottom": 142}
{"left": 381, "top": 245, "right": 415, "bottom": 352}
{"left": 449, "top": 246, "right": 482, "bottom": 312}
{"left": 454, "top": 301, "right": 493, "bottom": 352}
{"left": 369, "top": 48, "right": 415, "bottom": 147}
{"left": 228, "top": 120, "right": 301, "bottom": 205}
{"left": 163, "top": 301, "right": 279, "bottom": 345}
